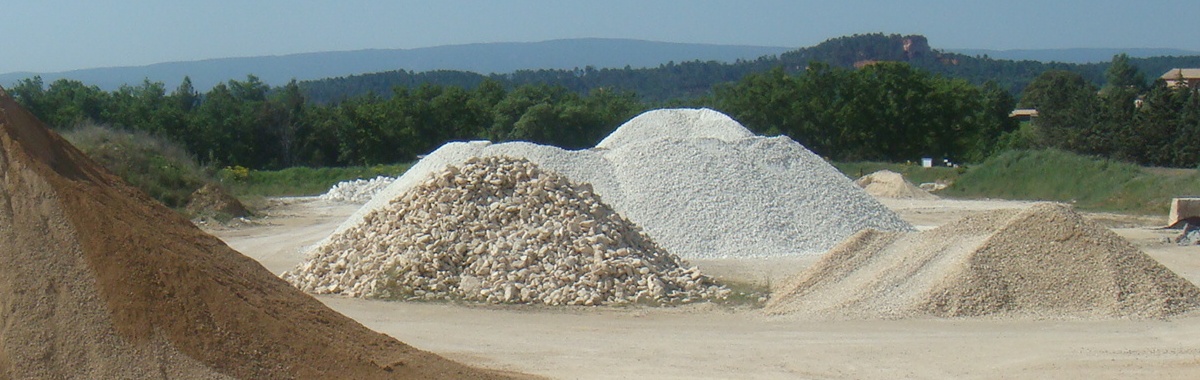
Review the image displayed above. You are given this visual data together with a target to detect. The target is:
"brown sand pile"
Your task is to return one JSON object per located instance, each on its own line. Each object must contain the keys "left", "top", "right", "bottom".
{"left": 185, "top": 182, "right": 250, "bottom": 218}
{"left": 766, "top": 203, "right": 1200, "bottom": 319}
{"left": 0, "top": 87, "right": 515, "bottom": 379}
{"left": 285, "top": 156, "right": 728, "bottom": 305}
{"left": 854, "top": 170, "right": 938, "bottom": 200}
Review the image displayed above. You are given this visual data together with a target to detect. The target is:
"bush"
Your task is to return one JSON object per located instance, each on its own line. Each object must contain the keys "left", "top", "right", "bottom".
{"left": 62, "top": 122, "right": 212, "bottom": 209}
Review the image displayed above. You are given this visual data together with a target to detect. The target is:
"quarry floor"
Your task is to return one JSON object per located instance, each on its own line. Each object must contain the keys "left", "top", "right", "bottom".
{"left": 209, "top": 197, "right": 1200, "bottom": 380}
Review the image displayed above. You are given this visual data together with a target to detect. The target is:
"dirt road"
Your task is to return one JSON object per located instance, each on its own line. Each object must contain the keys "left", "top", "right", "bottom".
{"left": 212, "top": 197, "right": 1200, "bottom": 379}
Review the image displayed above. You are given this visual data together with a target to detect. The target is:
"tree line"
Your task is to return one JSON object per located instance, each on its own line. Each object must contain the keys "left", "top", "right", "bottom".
{"left": 713, "top": 62, "right": 1017, "bottom": 163}
{"left": 9, "top": 60, "right": 1017, "bottom": 169}
{"left": 1012, "top": 54, "right": 1200, "bottom": 168}
{"left": 8, "top": 53, "right": 1198, "bottom": 171}
{"left": 8, "top": 76, "right": 644, "bottom": 169}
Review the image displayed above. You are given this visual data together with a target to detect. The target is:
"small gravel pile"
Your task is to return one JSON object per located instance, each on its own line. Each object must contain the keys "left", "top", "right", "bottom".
{"left": 285, "top": 156, "right": 728, "bottom": 305}
{"left": 854, "top": 170, "right": 938, "bottom": 200}
{"left": 765, "top": 203, "right": 1200, "bottom": 319}
{"left": 326, "top": 108, "right": 912, "bottom": 259}
{"left": 319, "top": 175, "right": 396, "bottom": 203}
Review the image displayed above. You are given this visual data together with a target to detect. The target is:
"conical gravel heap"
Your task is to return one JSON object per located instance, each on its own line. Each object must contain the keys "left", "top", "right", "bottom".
{"left": 766, "top": 203, "right": 1200, "bottom": 319}
{"left": 285, "top": 156, "right": 728, "bottom": 305}
{"left": 854, "top": 170, "right": 938, "bottom": 200}
{"left": 0, "top": 87, "right": 511, "bottom": 379}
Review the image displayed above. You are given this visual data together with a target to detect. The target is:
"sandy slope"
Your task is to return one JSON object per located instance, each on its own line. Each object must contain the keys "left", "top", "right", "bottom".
{"left": 213, "top": 196, "right": 1200, "bottom": 379}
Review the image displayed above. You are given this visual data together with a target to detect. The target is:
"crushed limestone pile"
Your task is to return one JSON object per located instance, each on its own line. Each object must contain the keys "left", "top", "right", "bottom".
{"left": 285, "top": 156, "right": 728, "bottom": 305}
{"left": 324, "top": 108, "right": 912, "bottom": 259}
{"left": 854, "top": 170, "right": 938, "bottom": 200}
{"left": 320, "top": 175, "right": 396, "bottom": 203}
{"left": 0, "top": 87, "right": 509, "bottom": 379}
{"left": 765, "top": 203, "right": 1200, "bottom": 319}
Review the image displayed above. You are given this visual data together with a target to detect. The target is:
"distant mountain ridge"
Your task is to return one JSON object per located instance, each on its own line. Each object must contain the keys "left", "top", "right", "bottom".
{"left": 947, "top": 48, "right": 1200, "bottom": 63}
{"left": 0, "top": 38, "right": 792, "bottom": 91}
{"left": 296, "top": 33, "right": 1200, "bottom": 103}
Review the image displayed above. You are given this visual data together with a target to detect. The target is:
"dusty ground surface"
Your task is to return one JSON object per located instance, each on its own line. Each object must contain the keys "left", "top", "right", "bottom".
{"left": 211, "top": 196, "right": 1200, "bottom": 379}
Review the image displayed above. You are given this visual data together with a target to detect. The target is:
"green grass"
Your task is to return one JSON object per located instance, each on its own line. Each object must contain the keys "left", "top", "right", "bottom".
{"left": 835, "top": 149, "right": 1200, "bottom": 216}
{"left": 220, "top": 163, "right": 413, "bottom": 197}
{"left": 942, "top": 149, "right": 1200, "bottom": 215}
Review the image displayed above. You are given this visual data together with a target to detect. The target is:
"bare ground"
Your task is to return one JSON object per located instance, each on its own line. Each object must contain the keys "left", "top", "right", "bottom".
{"left": 211, "top": 196, "right": 1200, "bottom": 379}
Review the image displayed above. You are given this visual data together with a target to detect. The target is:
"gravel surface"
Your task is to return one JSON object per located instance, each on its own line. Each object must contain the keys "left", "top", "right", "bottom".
{"left": 324, "top": 108, "right": 912, "bottom": 259}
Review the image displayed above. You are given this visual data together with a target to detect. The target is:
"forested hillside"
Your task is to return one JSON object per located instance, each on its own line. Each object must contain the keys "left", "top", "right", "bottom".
{"left": 0, "top": 38, "right": 791, "bottom": 92}
{"left": 299, "top": 33, "right": 1200, "bottom": 103}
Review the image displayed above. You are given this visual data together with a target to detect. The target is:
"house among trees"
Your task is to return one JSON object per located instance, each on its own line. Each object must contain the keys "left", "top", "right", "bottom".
{"left": 1161, "top": 68, "right": 1200, "bottom": 88}
{"left": 1008, "top": 108, "right": 1038, "bottom": 121}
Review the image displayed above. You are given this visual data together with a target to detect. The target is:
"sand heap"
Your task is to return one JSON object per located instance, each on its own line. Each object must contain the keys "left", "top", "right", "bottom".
{"left": 326, "top": 108, "right": 912, "bottom": 259}
{"left": 765, "top": 203, "right": 1200, "bottom": 319}
{"left": 0, "top": 88, "right": 510, "bottom": 379}
{"left": 854, "top": 170, "right": 938, "bottom": 200}
{"left": 185, "top": 183, "right": 250, "bottom": 218}
{"left": 320, "top": 175, "right": 396, "bottom": 203}
{"left": 286, "top": 156, "right": 728, "bottom": 305}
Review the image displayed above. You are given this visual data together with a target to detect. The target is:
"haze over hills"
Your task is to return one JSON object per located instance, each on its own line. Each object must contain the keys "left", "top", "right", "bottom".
{"left": 0, "top": 38, "right": 792, "bottom": 91}
{"left": 946, "top": 48, "right": 1200, "bottom": 63}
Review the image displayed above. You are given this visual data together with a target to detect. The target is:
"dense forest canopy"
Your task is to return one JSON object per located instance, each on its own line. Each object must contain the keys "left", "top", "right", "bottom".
{"left": 7, "top": 33, "right": 1200, "bottom": 171}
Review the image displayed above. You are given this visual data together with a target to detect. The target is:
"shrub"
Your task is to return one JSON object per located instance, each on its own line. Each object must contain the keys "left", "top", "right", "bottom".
{"left": 62, "top": 122, "right": 211, "bottom": 209}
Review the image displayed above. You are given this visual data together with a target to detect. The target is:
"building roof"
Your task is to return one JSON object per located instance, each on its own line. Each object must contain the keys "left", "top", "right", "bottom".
{"left": 1161, "top": 68, "right": 1200, "bottom": 80}
{"left": 1009, "top": 109, "right": 1038, "bottom": 118}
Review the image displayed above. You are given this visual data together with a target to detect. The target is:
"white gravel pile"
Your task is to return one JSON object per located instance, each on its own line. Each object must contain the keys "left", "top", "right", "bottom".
{"left": 284, "top": 156, "right": 728, "bottom": 305}
{"left": 595, "top": 108, "right": 754, "bottom": 149}
{"left": 319, "top": 175, "right": 396, "bottom": 203}
{"left": 322, "top": 108, "right": 912, "bottom": 259}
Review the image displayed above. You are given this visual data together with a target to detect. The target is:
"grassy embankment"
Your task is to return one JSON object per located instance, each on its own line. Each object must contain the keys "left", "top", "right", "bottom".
{"left": 62, "top": 123, "right": 412, "bottom": 211}
{"left": 838, "top": 149, "right": 1200, "bottom": 216}
{"left": 63, "top": 124, "right": 211, "bottom": 209}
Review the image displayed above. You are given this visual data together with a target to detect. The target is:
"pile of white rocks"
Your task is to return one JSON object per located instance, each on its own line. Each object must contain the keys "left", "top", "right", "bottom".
{"left": 284, "top": 156, "right": 729, "bottom": 305}
{"left": 319, "top": 175, "right": 395, "bottom": 204}
{"left": 326, "top": 108, "right": 912, "bottom": 259}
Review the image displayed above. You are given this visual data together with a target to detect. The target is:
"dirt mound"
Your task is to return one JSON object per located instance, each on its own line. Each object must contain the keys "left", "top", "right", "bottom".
{"left": 0, "top": 87, "right": 514, "bottom": 379}
{"left": 185, "top": 182, "right": 250, "bottom": 219}
{"left": 766, "top": 203, "right": 1200, "bottom": 319}
{"left": 285, "top": 156, "right": 728, "bottom": 305}
{"left": 854, "top": 170, "right": 938, "bottom": 200}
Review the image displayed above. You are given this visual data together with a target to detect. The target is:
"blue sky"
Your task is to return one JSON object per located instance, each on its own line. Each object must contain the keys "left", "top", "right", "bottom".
{"left": 1, "top": 0, "right": 1194, "bottom": 74}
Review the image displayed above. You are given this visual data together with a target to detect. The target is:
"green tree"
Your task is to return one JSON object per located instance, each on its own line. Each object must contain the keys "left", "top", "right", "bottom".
{"left": 1103, "top": 53, "right": 1146, "bottom": 92}
{"left": 1018, "top": 70, "right": 1101, "bottom": 152}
